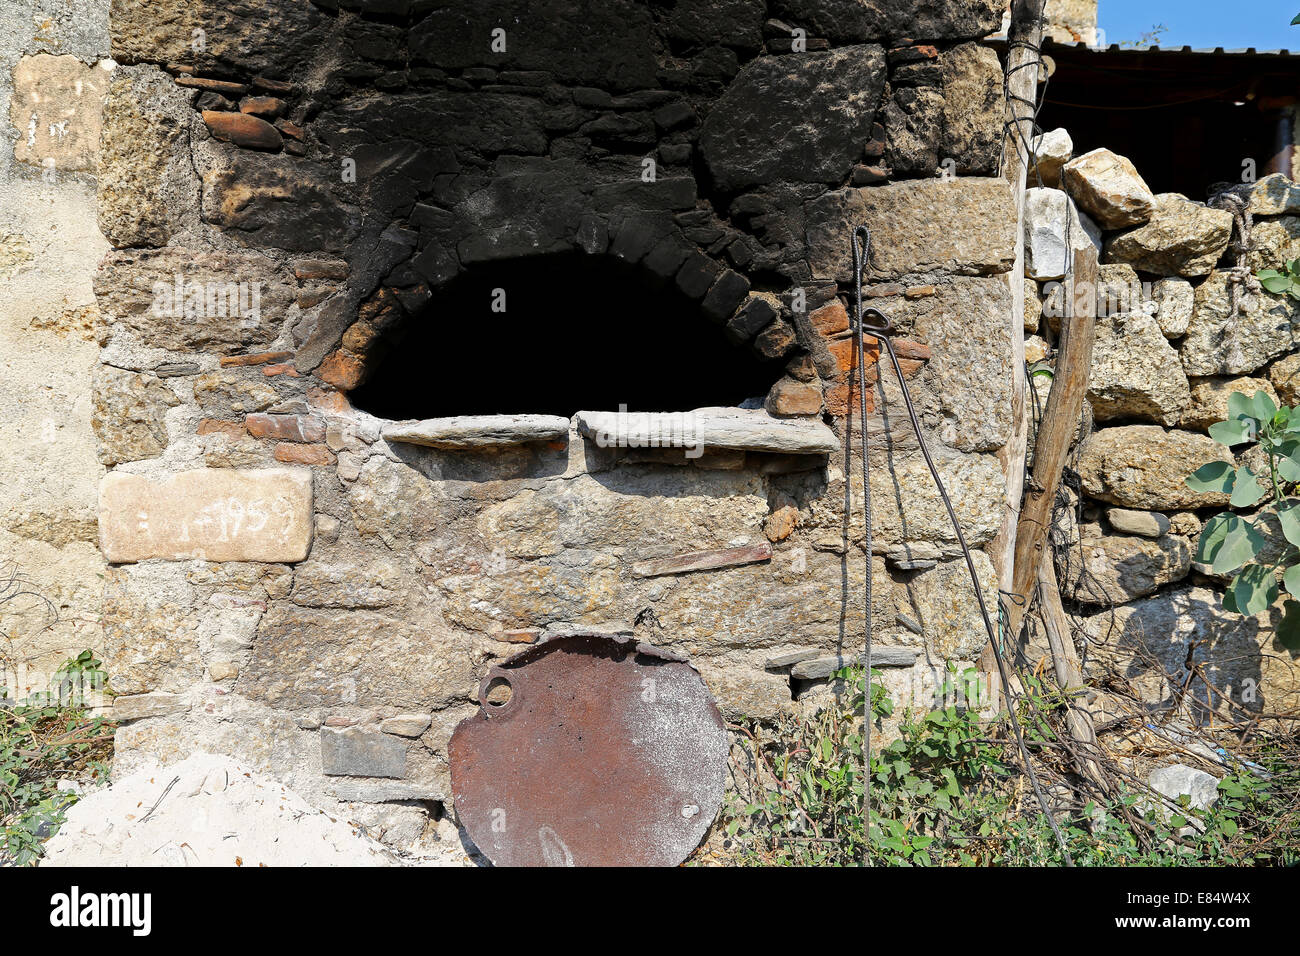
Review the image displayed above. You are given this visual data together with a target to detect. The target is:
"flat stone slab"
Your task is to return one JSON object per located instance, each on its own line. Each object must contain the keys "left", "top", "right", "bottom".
{"left": 99, "top": 467, "right": 313, "bottom": 563}
{"left": 326, "top": 780, "right": 444, "bottom": 803}
{"left": 632, "top": 544, "right": 773, "bottom": 578}
{"left": 320, "top": 727, "right": 406, "bottom": 779}
{"left": 575, "top": 407, "right": 838, "bottom": 456}
{"left": 111, "top": 692, "right": 191, "bottom": 722}
{"left": 765, "top": 649, "right": 823, "bottom": 669}
{"left": 382, "top": 415, "right": 570, "bottom": 449}
{"left": 790, "top": 648, "right": 918, "bottom": 679}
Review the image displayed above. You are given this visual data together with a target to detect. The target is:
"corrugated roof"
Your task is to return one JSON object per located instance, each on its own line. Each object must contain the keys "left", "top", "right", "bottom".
{"left": 987, "top": 35, "right": 1299, "bottom": 58}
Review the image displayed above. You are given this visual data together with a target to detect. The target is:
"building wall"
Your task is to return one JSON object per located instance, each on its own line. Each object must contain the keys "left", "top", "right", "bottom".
{"left": 0, "top": 0, "right": 110, "bottom": 691}
{"left": 20, "top": 0, "right": 1021, "bottom": 846}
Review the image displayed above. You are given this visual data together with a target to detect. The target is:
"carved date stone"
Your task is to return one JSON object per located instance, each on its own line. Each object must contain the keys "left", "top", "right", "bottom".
{"left": 98, "top": 467, "right": 313, "bottom": 563}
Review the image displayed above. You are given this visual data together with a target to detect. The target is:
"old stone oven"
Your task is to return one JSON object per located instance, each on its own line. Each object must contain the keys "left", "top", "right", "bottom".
{"left": 21, "top": 0, "right": 1034, "bottom": 848}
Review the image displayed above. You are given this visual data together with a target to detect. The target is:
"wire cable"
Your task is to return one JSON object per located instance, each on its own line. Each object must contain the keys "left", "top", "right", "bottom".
{"left": 849, "top": 224, "right": 1075, "bottom": 866}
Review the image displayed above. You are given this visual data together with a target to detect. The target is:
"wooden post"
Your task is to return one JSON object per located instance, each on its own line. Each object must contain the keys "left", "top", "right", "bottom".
{"left": 981, "top": 0, "right": 1047, "bottom": 687}
{"left": 1003, "top": 245, "right": 1098, "bottom": 645}
{"left": 1038, "top": 559, "right": 1110, "bottom": 794}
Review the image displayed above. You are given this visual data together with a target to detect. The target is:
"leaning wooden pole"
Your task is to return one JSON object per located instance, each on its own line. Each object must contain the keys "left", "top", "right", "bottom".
{"left": 1038, "top": 559, "right": 1111, "bottom": 794}
{"left": 1004, "top": 245, "right": 1105, "bottom": 793}
{"left": 1003, "top": 245, "right": 1097, "bottom": 645}
{"left": 984, "top": 0, "right": 1046, "bottom": 683}
{"left": 981, "top": 0, "right": 1046, "bottom": 702}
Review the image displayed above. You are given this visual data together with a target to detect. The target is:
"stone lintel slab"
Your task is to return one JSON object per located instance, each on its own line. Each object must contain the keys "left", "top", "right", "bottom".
{"left": 111, "top": 692, "right": 192, "bottom": 722}
{"left": 575, "top": 407, "right": 838, "bottom": 455}
{"left": 326, "top": 780, "right": 444, "bottom": 803}
{"left": 790, "top": 649, "right": 918, "bottom": 679}
{"left": 632, "top": 544, "right": 773, "bottom": 579}
{"left": 98, "top": 467, "right": 314, "bottom": 564}
{"left": 381, "top": 414, "right": 571, "bottom": 449}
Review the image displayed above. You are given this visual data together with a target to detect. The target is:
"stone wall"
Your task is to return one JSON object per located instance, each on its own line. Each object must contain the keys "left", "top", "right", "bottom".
{"left": 1023, "top": 130, "right": 1300, "bottom": 724}
{"left": 80, "top": 0, "right": 1017, "bottom": 848}
{"left": 0, "top": 0, "right": 110, "bottom": 689}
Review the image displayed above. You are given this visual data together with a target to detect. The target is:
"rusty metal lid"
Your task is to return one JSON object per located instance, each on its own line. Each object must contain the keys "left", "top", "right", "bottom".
{"left": 449, "top": 632, "right": 728, "bottom": 867}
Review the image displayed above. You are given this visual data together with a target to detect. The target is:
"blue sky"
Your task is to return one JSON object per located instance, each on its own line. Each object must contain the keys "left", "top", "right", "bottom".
{"left": 1099, "top": 0, "right": 1300, "bottom": 49}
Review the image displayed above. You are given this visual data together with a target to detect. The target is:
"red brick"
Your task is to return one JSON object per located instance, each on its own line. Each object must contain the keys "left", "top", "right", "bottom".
{"left": 252, "top": 75, "right": 294, "bottom": 95}
{"left": 177, "top": 76, "right": 247, "bottom": 96}
{"left": 197, "top": 418, "right": 244, "bottom": 438}
{"left": 274, "top": 442, "right": 336, "bottom": 465}
{"left": 219, "top": 350, "right": 293, "bottom": 368}
{"left": 245, "top": 413, "right": 325, "bottom": 443}
{"left": 276, "top": 119, "right": 306, "bottom": 141}
{"left": 497, "top": 628, "right": 541, "bottom": 644}
{"left": 317, "top": 349, "right": 365, "bottom": 390}
{"left": 202, "top": 110, "right": 282, "bottom": 151}
{"left": 824, "top": 378, "right": 877, "bottom": 417}
{"left": 828, "top": 337, "right": 882, "bottom": 373}
{"left": 239, "top": 95, "right": 286, "bottom": 118}
{"left": 809, "top": 301, "right": 849, "bottom": 336}
{"left": 262, "top": 362, "right": 299, "bottom": 377}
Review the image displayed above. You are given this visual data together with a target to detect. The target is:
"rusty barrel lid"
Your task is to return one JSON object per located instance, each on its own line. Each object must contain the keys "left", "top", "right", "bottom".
{"left": 449, "top": 632, "right": 728, "bottom": 867}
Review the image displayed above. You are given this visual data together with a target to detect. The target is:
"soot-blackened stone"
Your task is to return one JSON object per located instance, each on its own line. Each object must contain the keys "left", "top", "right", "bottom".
{"left": 768, "top": 0, "right": 1004, "bottom": 43}
{"left": 609, "top": 212, "right": 673, "bottom": 265}
{"left": 411, "top": 244, "right": 461, "bottom": 288}
{"left": 700, "top": 269, "right": 751, "bottom": 322}
{"left": 667, "top": 0, "right": 765, "bottom": 51}
{"left": 409, "top": 0, "right": 659, "bottom": 92}
{"left": 700, "top": 46, "right": 887, "bottom": 193}
{"left": 642, "top": 236, "right": 693, "bottom": 281}
{"left": 676, "top": 252, "right": 724, "bottom": 300}
{"left": 653, "top": 101, "right": 697, "bottom": 133}
{"left": 725, "top": 296, "right": 778, "bottom": 343}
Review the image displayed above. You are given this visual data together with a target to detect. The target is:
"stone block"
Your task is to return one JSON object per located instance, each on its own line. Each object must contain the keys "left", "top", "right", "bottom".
{"left": 98, "top": 468, "right": 313, "bottom": 563}
{"left": 94, "top": 247, "right": 296, "bottom": 353}
{"left": 98, "top": 65, "right": 201, "bottom": 247}
{"left": 1104, "top": 193, "right": 1233, "bottom": 278}
{"left": 701, "top": 46, "right": 886, "bottom": 192}
{"left": 320, "top": 727, "right": 406, "bottom": 778}
{"left": 1077, "top": 426, "right": 1232, "bottom": 510}
{"left": 1061, "top": 148, "right": 1156, "bottom": 229}
{"left": 112, "top": 692, "right": 191, "bottom": 721}
{"left": 807, "top": 178, "right": 1015, "bottom": 281}
{"left": 10, "top": 54, "right": 112, "bottom": 172}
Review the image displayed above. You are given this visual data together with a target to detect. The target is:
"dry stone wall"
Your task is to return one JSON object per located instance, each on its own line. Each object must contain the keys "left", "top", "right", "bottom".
{"left": 76, "top": 0, "right": 1021, "bottom": 847}
{"left": 1025, "top": 128, "right": 1300, "bottom": 725}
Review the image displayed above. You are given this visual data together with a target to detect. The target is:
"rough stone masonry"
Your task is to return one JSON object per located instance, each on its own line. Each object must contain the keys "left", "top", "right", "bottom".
{"left": 17, "top": 0, "right": 1284, "bottom": 856}
{"left": 64, "top": 0, "right": 1018, "bottom": 848}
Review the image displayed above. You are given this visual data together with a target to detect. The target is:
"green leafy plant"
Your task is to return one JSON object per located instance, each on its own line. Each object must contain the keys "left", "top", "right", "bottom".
{"left": 0, "top": 650, "right": 114, "bottom": 865}
{"left": 719, "top": 663, "right": 1300, "bottom": 866}
{"left": 1258, "top": 260, "right": 1300, "bottom": 302}
{"left": 1186, "top": 390, "right": 1300, "bottom": 649}
{"left": 722, "top": 667, "right": 867, "bottom": 865}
